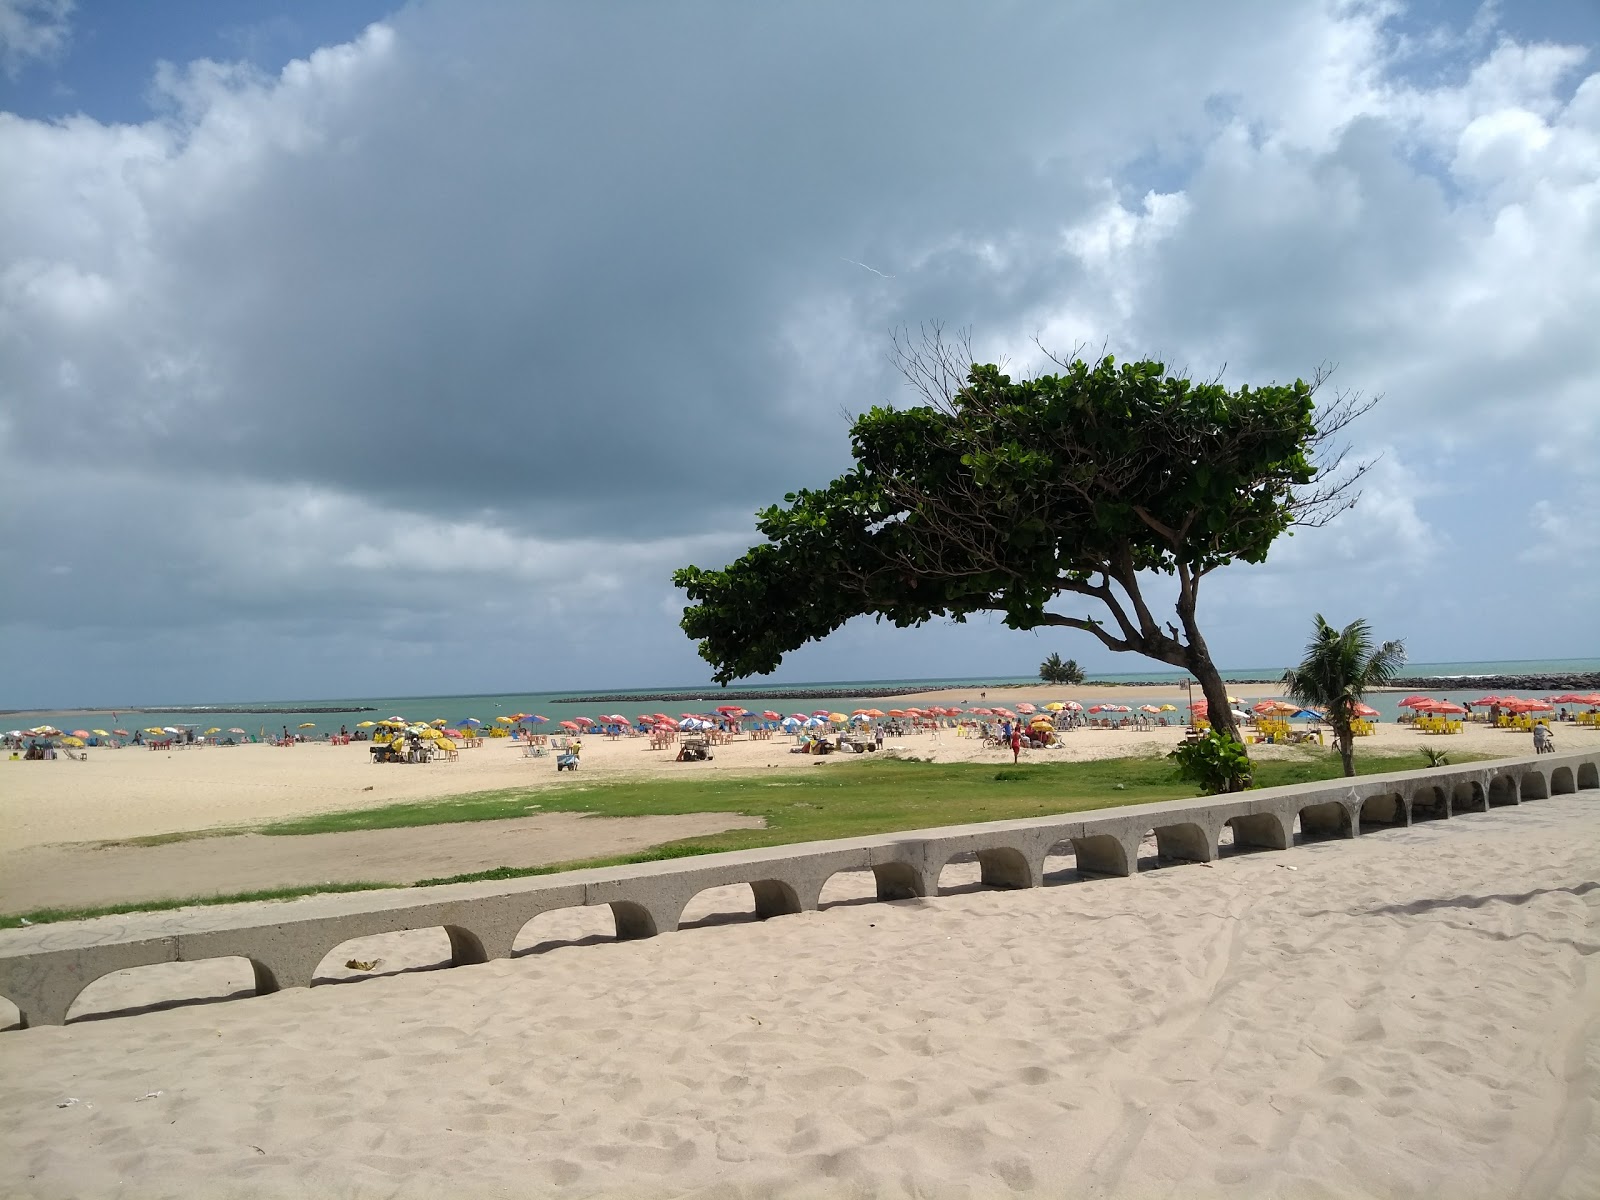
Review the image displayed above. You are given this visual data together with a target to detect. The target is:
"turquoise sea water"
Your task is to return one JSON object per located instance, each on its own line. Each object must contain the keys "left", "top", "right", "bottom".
{"left": 7, "top": 659, "right": 1598, "bottom": 737}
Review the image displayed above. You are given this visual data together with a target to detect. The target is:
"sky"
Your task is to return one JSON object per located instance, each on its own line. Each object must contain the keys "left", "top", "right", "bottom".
{"left": 1, "top": 0, "right": 1597, "bottom": 707}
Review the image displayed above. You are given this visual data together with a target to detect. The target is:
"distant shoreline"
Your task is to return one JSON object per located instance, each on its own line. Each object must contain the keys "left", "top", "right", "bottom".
{"left": 0, "top": 705, "right": 379, "bottom": 717}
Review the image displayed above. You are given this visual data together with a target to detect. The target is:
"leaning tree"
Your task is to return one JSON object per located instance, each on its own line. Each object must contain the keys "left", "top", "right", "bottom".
{"left": 674, "top": 327, "right": 1376, "bottom": 761}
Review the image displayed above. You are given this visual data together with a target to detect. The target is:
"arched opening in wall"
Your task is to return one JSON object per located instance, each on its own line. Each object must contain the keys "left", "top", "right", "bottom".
{"left": 1297, "top": 802, "right": 1352, "bottom": 841}
{"left": 514, "top": 905, "right": 616, "bottom": 956}
{"left": 817, "top": 868, "right": 880, "bottom": 910}
{"left": 1550, "top": 766, "right": 1576, "bottom": 795}
{"left": 1359, "top": 793, "right": 1406, "bottom": 832}
{"left": 1410, "top": 786, "right": 1448, "bottom": 821}
{"left": 1579, "top": 762, "right": 1599, "bottom": 790}
{"left": 679, "top": 883, "right": 764, "bottom": 930}
{"left": 66, "top": 958, "right": 256, "bottom": 1023}
{"left": 0, "top": 995, "right": 20, "bottom": 1032}
{"left": 1071, "top": 832, "right": 1137, "bottom": 877}
{"left": 313, "top": 929, "right": 455, "bottom": 986}
{"left": 871, "top": 859, "right": 929, "bottom": 901}
{"left": 937, "top": 846, "right": 1033, "bottom": 894}
{"left": 1152, "top": 821, "right": 1216, "bottom": 864}
{"left": 1042, "top": 839, "right": 1080, "bottom": 884}
{"left": 1451, "top": 781, "right": 1487, "bottom": 814}
{"left": 936, "top": 851, "right": 984, "bottom": 895}
{"left": 1487, "top": 775, "right": 1519, "bottom": 808}
{"left": 1224, "top": 813, "right": 1291, "bottom": 854}
{"left": 1519, "top": 771, "right": 1549, "bottom": 800}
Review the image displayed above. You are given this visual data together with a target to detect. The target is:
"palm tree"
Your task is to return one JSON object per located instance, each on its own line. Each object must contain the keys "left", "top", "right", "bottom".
{"left": 1282, "top": 615, "right": 1406, "bottom": 777}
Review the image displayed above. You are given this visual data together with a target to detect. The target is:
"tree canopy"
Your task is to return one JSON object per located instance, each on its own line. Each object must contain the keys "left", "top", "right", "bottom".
{"left": 675, "top": 330, "right": 1373, "bottom": 749}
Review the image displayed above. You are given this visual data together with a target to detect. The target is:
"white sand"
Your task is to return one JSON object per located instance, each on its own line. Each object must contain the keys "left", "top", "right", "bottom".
{"left": 7, "top": 714, "right": 1593, "bottom": 853}
{"left": 2, "top": 794, "right": 1596, "bottom": 1198}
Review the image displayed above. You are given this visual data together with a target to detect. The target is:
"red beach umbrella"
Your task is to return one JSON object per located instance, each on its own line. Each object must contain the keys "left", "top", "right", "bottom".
{"left": 887, "top": 709, "right": 907, "bottom": 717}
{"left": 559, "top": 720, "right": 581, "bottom": 731}
{"left": 1580, "top": 693, "right": 1600, "bottom": 705}
{"left": 1352, "top": 703, "right": 1379, "bottom": 718}
{"left": 761, "top": 711, "right": 781, "bottom": 721}
{"left": 71, "top": 729, "right": 91, "bottom": 738}
{"left": 1398, "top": 697, "right": 1433, "bottom": 709}
{"left": 1430, "top": 702, "right": 1466, "bottom": 714}
{"left": 1548, "top": 693, "right": 1585, "bottom": 703}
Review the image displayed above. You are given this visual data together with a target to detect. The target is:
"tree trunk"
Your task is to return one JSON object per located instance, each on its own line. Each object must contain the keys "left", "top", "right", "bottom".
{"left": 1190, "top": 656, "right": 1241, "bottom": 746}
{"left": 1335, "top": 724, "right": 1355, "bottom": 777}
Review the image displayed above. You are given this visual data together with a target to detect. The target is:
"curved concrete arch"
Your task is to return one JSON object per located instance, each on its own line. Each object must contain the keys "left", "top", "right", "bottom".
{"left": 1407, "top": 785, "right": 1449, "bottom": 821}
{"left": 1153, "top": 820, "right": 1218, "bottom": 864}
{"left": 1359, "top": 792, "right": 1406, "bottom": 831}
{"left": 1298, "top": 800, "right": 1354, "bottom": 839}
{"left": 607, "top": 900, "right": 659, "bottom": 941}
{"left": 748, "top": 878, "right": 806, "bottom": 919}
{"left": 871, "top": 860, "right": 932, "bottom": 901}
{"left": 972, "top": 846, "right": 1036, "bottom": 890}
{"left": 1226, "top": 812, "right": 1292, "bottom": 851}
{"left": 1487, "top": 774, "right": 1520, "bottom": 808}
{"left": 1070, "top": 832, "right": 1136, "bottom": 876}
{"left": 1550, "top": 765, "right": 1576, "bottom": 794}
{"left": 1580, "top": 762, "right": 1598, "bottom": 790}
{"left": 1519, "top": 770, "right": 1549, "bottom": 800}
{"left": 1451, "top": 780, "right": 1487, "bottom": 814}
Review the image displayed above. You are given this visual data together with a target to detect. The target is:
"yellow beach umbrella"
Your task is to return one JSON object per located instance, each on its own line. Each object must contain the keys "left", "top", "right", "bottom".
{"left": 1043, "top": 702, "right": 1065, "bottom": 712}
{"left": 60, "top": 735, "right": 85, "bottom": 747}
{"left": 431, "top": 719, "right": 448, "bottom": 726}
{"left": 435, "top": 737, "right": 456, "bottom": 750}
{"left": 495, "top": 715, "right": 515, "bottom": 723}
{"left": 298, "top": 722, "right": 316, "bottom": 729}
{"left": 92, "top": 728, "right": 110, "bottom": 736}
{"left": 145, "top": 727, "right": 165, "bottom": 735}
{"left": 205, "top": 727, "right": 221, "bottom": 735}
{"left": 356, "top": 720, "right": 376, "bottom": 728}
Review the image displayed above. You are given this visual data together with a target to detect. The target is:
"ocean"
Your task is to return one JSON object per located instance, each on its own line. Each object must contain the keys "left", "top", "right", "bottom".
{"left": 6, "top": 659, "right": 1598, "bottom": 737}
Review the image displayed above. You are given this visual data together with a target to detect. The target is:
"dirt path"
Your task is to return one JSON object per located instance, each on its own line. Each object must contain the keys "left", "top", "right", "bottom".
{"left": 0, "top": 812, "right": 765, "bottom": 914}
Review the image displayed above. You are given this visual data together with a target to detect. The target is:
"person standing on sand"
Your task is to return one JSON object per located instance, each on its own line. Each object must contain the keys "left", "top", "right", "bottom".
{"left": 1010, "top": 724, "right": 1022, "bottom": 764}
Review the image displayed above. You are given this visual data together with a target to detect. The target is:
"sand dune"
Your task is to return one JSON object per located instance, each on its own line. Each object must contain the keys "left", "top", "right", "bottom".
{"left": 2, "top": 794, "right": 1595, "bottom": 1197}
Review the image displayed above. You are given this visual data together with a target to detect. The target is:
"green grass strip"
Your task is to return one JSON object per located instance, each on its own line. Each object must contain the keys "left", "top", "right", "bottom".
{"left": 0, "top": 881, "right": 395, "bottom": 931}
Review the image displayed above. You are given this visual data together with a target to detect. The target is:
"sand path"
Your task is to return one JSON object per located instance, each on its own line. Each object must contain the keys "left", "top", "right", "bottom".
{"left": 0, "top": 811, "right": 766, "bottom": 914}
{"left": 1, "top": 794, "right": 1596, "bottom": 1197}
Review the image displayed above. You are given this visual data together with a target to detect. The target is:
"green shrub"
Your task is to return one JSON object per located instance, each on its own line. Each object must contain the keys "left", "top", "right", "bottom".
{"left": 1168, "top": 729, "right": 1254, "bottom": 794}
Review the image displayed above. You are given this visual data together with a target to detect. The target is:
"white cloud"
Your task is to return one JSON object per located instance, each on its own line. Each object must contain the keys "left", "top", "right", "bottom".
{"left": 0, "top": 0, "right": 70, "bottom": 78}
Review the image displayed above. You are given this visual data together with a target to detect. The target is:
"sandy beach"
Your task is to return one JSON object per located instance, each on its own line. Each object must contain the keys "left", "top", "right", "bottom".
{"left": 1, "top": 791, "right": 1595, "bottom": 1197}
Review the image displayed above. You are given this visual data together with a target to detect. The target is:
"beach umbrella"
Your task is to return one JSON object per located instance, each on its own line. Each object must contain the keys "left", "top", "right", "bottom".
{"left": 461, "top": 718, "right": 482, "bottom": 726}
{"left": 112, "top": 728, "right": 131, "bottom": 736}
{"left": 573, "top": 716, "right": 595, "bottom": 726}
{"left": 144, "top": 726, "right": 165, "bottom": 734}
{"left": 716, "top": 705, "right": 745, "bottom": 715}
{"left": 227, "top": 727, "right": 246, "bottom": 735}
{"left": 851, "top": 708, "right": 872, "bottom": 716}
{"left": 761, "top": 710, "right": 782, "bottom": 721}
{"left": 1138, "top": 705, "right": 1162, "bottom": 714}
{"left": 1016, "top": 703, "right": 1037, "bottom": 714}
{"left": 1548, "top": 693, "right": 1585, "bottom": 704}
{"left": 887, "top": 709, "right": 907, "bottom": 717}
{"left": 71, "top": 728, "right": 91, "bottom": 738}
{"left": 356, "top": 720, "right": 376, "bottom": 728}
{"left": 1398, "top": 696, "right": 1433, "bottom": 709}
{"left": 1352, "top": 703, "right": 1379, "bottom": 718}
{"left": 1157, "top": 704, "right": 1176, "bottom": 712}
{"left": 1430, "top": 702, "right": 1467, "bottom": 715}
{"left": 1043, "top": 702, "right": 1064, "bottom": 712}
{"left": 60, "top": 735, "right": 84, "bottom": 747}
{"left": 298, "top": 723, "right": 316, "bottom": 729}
{"left": 203, "top": 727, "right": 221, "bottom": 735}
{"left": 903, "top": 707, "right": 925, "bottom": 716}
{"left": 781, "top": 716, "right": 801, "bottom": 729}
{"left": 1290, "top": 708, "right": 1324, "bottom": 720}
{"left": 1579, "top": 694, "right": 1600, "bottom": 705}
{"left": 828, "top": 712, "right": 848, "bottom": 723}
{"left": 431, "top": 718, "right": 449, "bottom": 726}
{"left": 495, "top": 716, "right": 515, "bottom": 724}
{"left": 92, "top": 728, "right": 110, "bottom": 736}
{"left": 436, "top": 737, "right": 457, "bottom": 750}
{"left": 559, "top": 720, "right": 581, "bottom": 731}
{"left": 34, "top": 725, "right": 62, "bottom": 735}
{"left": 803, "top": 716, "right": 827, "bottom": 728}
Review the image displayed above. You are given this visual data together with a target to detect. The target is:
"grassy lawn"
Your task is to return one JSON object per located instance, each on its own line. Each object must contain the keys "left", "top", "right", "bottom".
{"left": 264, "top": 746, "right": 1483, "bottom": 850}
{"left": 0, "top": 747, "right": 1487, "bottom": 930}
